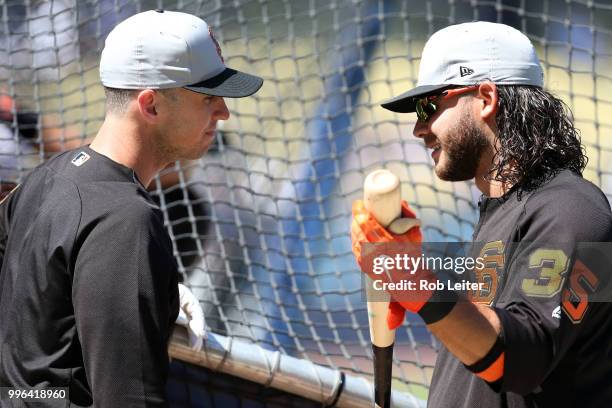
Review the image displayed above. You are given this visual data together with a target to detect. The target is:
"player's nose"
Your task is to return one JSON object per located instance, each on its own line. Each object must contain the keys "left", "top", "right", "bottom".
{"left": 214, "top": 98, "right": 230, "bottom": 120}
{"left": 412, "top": 119, "right": 429, "bottom": 139}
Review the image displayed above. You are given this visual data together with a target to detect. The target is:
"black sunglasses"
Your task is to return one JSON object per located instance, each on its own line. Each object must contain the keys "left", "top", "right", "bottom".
{"left": 414, "top": 86, "right": 479, "bottom": 122}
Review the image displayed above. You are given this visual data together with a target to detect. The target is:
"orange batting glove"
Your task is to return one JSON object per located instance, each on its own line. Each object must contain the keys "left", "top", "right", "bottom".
{"left": 352, "top": 200, "right": 455, "bottom": 329}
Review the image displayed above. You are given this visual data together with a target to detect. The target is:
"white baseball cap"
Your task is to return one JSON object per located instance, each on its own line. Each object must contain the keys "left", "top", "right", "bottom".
{"left": 382, "top": 21, "right": 543, "bottom": 113}
{"left": 99, "top": 9, "right": 263, "bottom": 97}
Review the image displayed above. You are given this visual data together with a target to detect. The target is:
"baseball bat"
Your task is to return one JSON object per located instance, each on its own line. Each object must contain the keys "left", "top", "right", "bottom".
{"left": 363, "top": 169, "right": 418, "bottom": 408}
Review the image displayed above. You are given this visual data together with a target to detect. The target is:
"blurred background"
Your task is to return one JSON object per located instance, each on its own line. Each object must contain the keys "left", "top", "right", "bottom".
{"left": 1, "top": 0, "right": 611, "bottom": 405}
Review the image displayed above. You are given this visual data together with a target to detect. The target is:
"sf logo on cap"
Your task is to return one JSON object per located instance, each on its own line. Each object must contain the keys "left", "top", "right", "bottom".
{"left": 209, "top": 26, "right": 224, "bottom": 63}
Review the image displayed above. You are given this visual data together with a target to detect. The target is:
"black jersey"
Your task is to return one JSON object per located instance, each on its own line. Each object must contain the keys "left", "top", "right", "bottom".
{"left": 0, "top": 147, "right": 180, "bottom": 407}
{"left": 428, "top": 170, "right": 612, "bottom": 408}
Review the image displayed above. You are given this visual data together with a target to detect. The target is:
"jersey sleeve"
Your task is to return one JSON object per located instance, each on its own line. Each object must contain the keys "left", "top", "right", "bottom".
{"left": 72, "top": 201, "right": 179, "bottom": 407}
{"left": 491, "top": 186, "right": 612, "bottom": 394}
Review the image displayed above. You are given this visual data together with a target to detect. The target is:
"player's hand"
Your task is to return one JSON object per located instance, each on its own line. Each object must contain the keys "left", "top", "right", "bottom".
{"left": 351, "top": 199, "right": 434, "bottom": 329}
{"left": 176, "top": 283, "right": 206, "bottom": 351}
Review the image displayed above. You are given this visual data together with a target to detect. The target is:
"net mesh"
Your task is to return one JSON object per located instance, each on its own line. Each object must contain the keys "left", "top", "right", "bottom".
{"left": 1, "top": 0, "right": 611, "bottom": 402}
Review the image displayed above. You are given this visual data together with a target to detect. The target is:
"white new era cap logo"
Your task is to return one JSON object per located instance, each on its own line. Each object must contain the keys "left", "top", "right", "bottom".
{"left": 459, "top": 66, "right": 474, "bottom": 77}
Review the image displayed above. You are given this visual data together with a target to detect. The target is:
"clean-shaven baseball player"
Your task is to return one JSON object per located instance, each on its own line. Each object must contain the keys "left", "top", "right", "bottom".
{"left": 0, "top": 10, "right": 262, "bottom": 407}
{"left": 352, "top": 22, "right": 612, "bottom": 407}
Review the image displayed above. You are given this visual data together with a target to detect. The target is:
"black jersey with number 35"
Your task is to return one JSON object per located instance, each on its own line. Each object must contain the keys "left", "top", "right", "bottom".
{"left": 429, "top": 170, "right": 612, "bottom": 408}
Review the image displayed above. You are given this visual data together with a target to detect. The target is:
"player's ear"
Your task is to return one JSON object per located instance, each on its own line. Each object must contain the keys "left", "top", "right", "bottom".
{"left": 136, "top": 89, "right": 158, "bottom": 122}
{"left": 477, "top": 81, "right": 498, "bottom": 122}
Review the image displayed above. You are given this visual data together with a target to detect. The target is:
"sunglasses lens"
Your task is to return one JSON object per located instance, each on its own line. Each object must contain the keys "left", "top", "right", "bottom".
{"left": 416, "top": 98, "right": 437, "bottom": 121}
{"left": 416, "top": 100, "right": 426, "bottom": 121}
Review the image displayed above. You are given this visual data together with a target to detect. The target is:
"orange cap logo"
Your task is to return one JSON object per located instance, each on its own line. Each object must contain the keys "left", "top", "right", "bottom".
{"left": 209, "top": 26, "right": 224, "bottom": 63}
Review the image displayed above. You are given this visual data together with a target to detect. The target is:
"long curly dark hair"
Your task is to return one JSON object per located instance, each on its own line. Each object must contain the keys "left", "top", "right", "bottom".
{"left": 492, "top": 85, "right": 587, "bottom": 194}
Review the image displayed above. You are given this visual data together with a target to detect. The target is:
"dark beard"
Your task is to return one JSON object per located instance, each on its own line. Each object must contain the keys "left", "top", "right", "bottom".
{"left": 435, "top": 112, "right": 490, "bottom": 181}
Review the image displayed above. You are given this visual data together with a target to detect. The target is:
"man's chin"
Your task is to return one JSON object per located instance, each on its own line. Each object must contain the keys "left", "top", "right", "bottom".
{"left": 190, "top": 139, "right": 214, "bottom": 159}
{"left": 435, "top": 165, "right": 475, "bottom": 182}
{"left": 188, "top": 147, "right": 209, "bottom": 160}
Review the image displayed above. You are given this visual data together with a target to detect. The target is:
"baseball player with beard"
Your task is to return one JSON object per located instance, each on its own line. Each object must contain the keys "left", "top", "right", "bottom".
{"left": 352, "top": 22, "right": 612, "bottom": 407}
{"left": 0, "top": 10, "right": 262, "bottom": 407}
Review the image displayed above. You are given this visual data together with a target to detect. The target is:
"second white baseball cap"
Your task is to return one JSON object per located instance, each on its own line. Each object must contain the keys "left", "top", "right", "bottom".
{"left": 382, "top": 21, "right": 543, "bottom": 113}
{"left": 100, "top": 9, "right": 263, "bottom": 98}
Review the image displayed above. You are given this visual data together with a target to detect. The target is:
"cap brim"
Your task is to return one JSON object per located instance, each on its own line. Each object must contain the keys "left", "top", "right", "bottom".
{"left": 380, "top": 84, "right": 450, "bottom": 113}
{"left": 185, "top": 68, "right": 263, "bottom": 98}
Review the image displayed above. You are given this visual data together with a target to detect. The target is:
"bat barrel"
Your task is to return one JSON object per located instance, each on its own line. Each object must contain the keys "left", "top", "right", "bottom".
{"left": 363, "top": 169, "right": 402, "bottom": 227}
